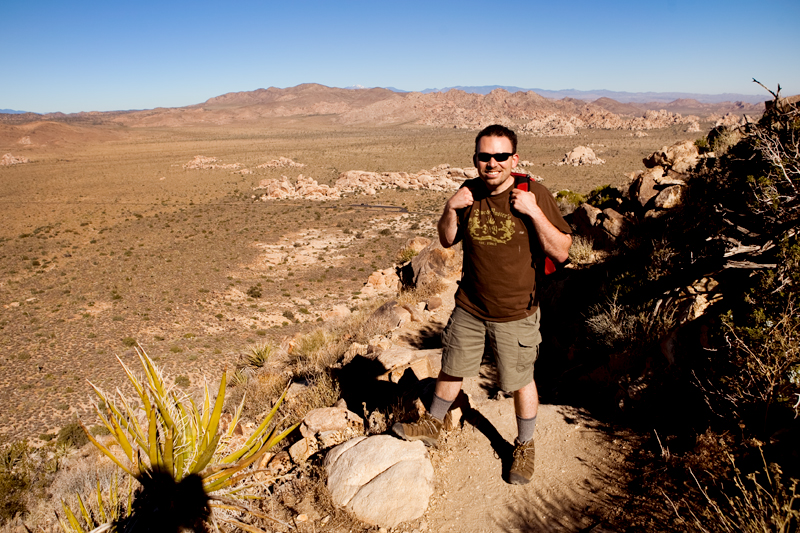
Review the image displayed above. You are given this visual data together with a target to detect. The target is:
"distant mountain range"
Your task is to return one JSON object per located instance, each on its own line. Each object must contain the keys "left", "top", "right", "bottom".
{"left": 0, "top": 109, "right": 27, "bottom": 114}
{"left": 1, "top": 83, "right": 766, "bottom": 127}
{"left": 415, "top": 86, "right": 768, "bottom": 105}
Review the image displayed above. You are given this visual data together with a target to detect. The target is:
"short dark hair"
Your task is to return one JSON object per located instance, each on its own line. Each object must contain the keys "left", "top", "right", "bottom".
{"left": 475, "top": 124, "right": 518, "bottom": 154}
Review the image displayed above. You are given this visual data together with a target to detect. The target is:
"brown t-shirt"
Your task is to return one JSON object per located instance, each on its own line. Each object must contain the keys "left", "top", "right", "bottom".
{"left": 453, "top": 178, "right": 572, "bottom": 322}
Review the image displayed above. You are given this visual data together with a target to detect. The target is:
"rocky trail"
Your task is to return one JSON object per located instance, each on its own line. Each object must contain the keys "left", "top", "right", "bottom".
{"left": 366, "top": 283, "right": 630, "bottom": 533}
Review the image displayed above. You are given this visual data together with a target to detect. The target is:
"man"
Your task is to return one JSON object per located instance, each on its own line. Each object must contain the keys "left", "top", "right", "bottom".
{"left": 393, "top": 124, "right": 572, "bottom": 485}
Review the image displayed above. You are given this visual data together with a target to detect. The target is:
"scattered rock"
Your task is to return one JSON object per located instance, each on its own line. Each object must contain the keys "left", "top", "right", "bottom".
{"left": 335, "top": 165, "right": 466, "bottom": 195}
{"left": 257, "top": 157, "right": 305, "bottom": 168}
{"left": 325, "top": 436, "right": 434, "bottom": 528}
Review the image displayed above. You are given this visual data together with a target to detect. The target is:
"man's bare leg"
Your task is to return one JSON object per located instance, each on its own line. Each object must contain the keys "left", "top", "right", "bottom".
{"left": 434, "top": 371, "right": 464, "bottom": 402}
{"left": 513, "top": 379, "right": 539, "bottom": 419}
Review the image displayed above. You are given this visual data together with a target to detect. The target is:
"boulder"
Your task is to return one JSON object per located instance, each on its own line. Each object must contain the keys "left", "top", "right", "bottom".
{"left": 664, "top": 140, "right": 700, "bottom": 173}
{"left": 601, "top": 208, "right": 627, "bottom": 239}
{"left": 644, "top": 141, "right": 699, "bottom": 174}
{"left": 407, "top": 240, "right": 461, "bottom": 287}
{"left": 322, "top": 305, "right": 351, "bottom": 321}
{"left": 629, "top": 169, "right": 659, "bottom": 207}
{"left": 364, "top": 268, "right": 400, "bottom": 295}
{"left": 573, "top": 203, "right": 603, "bottom": 238}
{"left": 654, "top": 185, "right": 684, "bottom": 209}
{"left": 405, "top": 236, "right": 431, "bottom": 253}
{"left": 370, "top": 300, "right": 411, "bottom": 329}
{"left": 300, "top": 406, "right": 364, "bottom": 439}
{"left": 325, "top": 436, "right": 434, "bottom": 528}
{"left": 376, "top": 346, "right": 439, "bottom": 383}
{"left": 426, "top": 296, "right": 443, "bottom": 311}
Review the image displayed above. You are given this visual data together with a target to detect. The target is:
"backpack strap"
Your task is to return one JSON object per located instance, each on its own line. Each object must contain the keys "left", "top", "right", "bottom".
{"left": 511, "top": 172, "right": 561, "bottom": 276}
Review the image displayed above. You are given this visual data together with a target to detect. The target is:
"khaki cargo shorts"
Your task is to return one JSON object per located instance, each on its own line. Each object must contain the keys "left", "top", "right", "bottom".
{"left": 440, "top": 306, "right": 542, "bottom": 392}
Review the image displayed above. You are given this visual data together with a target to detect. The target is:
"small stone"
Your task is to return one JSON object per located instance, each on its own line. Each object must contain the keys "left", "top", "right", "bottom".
{"left": 296, "top": 514, "right": 308, "bottom": 522}
{"left": 426, "top": 296, "right": 442, "bottom": 311}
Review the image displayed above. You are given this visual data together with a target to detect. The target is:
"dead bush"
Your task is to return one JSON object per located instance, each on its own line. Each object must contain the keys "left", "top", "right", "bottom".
{"left": 673, "top": 452, "right": 799, "bottom": 533}
{"left": 568, "top": 234, "right": 595, "bottom": 265}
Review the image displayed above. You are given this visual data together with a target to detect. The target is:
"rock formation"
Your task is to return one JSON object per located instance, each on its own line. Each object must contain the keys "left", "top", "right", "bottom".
{"left": 1, "top": 153, "right": 30, "bottom": 166}
{"left": 558, "top": 146, "right": 605, "bottom": 166}
{"left": 257, "top": 157, "right": 306, "bottom": 168}
{"left": 253, "top": 175, "right": 340, "bottom": 201}
{"left": 182, "top": 155, "right": 241, "bottom": 170}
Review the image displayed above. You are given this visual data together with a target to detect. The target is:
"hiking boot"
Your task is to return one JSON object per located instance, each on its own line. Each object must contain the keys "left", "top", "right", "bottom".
{"left": 392, "top": 412, "right": 443, "bottom": 447}
{"left": 509, "top": 438, "right": 536, "bottom": 485}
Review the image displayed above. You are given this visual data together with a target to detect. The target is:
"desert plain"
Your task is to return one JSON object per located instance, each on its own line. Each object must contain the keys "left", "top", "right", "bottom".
{"left": 0, "top": 86, "right": 751, "bottom": 441}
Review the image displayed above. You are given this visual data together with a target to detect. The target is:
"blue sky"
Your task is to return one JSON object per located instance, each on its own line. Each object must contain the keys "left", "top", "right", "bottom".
{"left": 3, "top": 0, "right": 799, "bottom": 113}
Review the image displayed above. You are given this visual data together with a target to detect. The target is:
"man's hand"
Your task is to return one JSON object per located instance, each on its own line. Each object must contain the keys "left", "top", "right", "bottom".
{"left": 509, "top": 188, "right": 537, "bottom": 218}
{"left": 438, "top": 186, "right": 474, "bottom": 247}
{"left": 510, "top": 188, "right": 572, "bottom": 263}
{"left": 446, "top": 186, "right": 474, "bottom": 211}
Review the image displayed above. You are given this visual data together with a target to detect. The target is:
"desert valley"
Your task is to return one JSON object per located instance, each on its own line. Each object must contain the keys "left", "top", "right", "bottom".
{"left": 4, "top": 83, "right": 796, "bottom": 533}
{"left": 2, "top": 84, "right": 752, "bottom": 440}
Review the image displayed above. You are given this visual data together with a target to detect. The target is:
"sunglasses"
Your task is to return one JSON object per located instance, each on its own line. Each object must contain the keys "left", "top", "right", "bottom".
{"left": 476, "top": 152, "right": 513, "bottom": 163}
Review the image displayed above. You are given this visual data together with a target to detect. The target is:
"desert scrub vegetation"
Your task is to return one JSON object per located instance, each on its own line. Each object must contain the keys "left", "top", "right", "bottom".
{"left": 555, "top": 86, "right": 800, "bottom": 529}
{"left": 556, "top": 189, "right": 586, "bottom": 215}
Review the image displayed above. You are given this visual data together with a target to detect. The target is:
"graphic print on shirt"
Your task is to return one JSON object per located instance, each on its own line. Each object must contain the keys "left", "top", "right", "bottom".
{"left": 468, "top": 207, "right": 515, "bottom": 245}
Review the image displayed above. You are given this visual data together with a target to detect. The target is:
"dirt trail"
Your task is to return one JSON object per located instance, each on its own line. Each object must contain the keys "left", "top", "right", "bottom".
{"left": 392, "top": 284, "right": 628, "bottom": 532}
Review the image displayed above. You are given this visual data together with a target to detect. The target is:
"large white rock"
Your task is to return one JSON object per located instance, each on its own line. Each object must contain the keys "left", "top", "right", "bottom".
{"left": 325, "top": 436, "right": 434, "bottom": 528}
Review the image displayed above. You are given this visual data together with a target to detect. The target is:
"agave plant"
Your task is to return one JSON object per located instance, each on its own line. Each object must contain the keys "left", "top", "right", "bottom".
{"left": 60, "top": 346, "right": 297, "bottom": 533}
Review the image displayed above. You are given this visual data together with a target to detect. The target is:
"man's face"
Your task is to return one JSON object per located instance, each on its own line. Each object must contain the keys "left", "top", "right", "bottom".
{"left": 474, "top": 135, "right": 519, "bottom": 195}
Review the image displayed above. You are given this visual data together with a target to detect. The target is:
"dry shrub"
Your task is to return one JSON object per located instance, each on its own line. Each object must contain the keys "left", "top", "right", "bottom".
{"left": 333, "top": 301, "right": 394, "bottom": 345}
{"left": 568, "top": 234, "right": 595, "bottom": 265}
{"left": 587, "top": 292, "right": 675, "bottom": 351}
{"left": 288, "top": 328, "right": 343, "bottom": 378}
{"left": 674, "top": 452, "right": 799, "bottom": 533}
{"left": 710, "top": 128, "right": 743, "bottom": 157}
{"left": 21, "top": 455, "right": 125, "bottom": 530}
{"left": 556, "top": 189, "right": 586, "bottom": 216}
{"left": 396, "top": 277, "right": 448, "bottom": 307}
{"left": 706, "top": 301, "right": 800, "bottom": 421}
{"left": 396, "top": 246, "right": 419, "bottom": 264}
{"left": 282, "top": 372, "right": 341, "bottom": 425}
{"left": 227, "top": 370, "right": 291, "bottom": 423}
{"left": 645, "top": 239, "right": 679, "bottom": 281}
